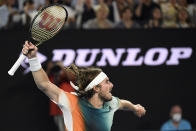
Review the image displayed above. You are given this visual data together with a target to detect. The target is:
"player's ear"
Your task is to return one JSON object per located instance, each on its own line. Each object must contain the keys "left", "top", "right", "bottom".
{"left": 93, "top": 85, "right": 101, "bottom": 93}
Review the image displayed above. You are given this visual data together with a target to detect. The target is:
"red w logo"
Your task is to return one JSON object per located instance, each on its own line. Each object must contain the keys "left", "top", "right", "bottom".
{"left": 39, "top": 12, "right": 61, "bottom": 31}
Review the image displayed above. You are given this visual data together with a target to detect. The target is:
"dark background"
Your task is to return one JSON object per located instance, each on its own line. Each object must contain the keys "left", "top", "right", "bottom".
{"left": 2, "top": 29, "right": 196, "bottom": 131}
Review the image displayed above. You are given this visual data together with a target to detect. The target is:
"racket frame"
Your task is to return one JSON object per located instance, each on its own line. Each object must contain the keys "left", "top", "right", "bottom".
{"left": 8, "top": 4, "right": 68, "bottom": 76}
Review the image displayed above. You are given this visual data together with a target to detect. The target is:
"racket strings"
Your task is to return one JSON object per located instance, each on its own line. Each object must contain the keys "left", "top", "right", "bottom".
{"left": 31, "top": 5, "right": 66, "bottom": 43}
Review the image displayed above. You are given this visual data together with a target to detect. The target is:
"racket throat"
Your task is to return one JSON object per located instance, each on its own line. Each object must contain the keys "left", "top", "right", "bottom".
{"left": 35, "top": 41, "right": 42, "bottom": 46}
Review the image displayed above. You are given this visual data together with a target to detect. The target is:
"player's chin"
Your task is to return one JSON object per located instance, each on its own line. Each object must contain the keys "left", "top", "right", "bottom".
{"left": 106, "top": 93, "right": 113, "bottom": 101}
{"left": 109, "top": 92, "right": 112, "bottom": 97}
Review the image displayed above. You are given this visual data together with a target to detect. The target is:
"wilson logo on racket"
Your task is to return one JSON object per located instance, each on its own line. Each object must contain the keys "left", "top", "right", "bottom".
{"left": 39, "top": 12, "right": 61, "bottom": 31}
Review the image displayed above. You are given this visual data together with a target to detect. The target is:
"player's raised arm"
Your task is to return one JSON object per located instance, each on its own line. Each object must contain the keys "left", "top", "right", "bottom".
{"left": 119, "top": 99, "right": 146, "bottom": 117}
{"left": 22, "top": 41, "right": 62, "bottom": 103}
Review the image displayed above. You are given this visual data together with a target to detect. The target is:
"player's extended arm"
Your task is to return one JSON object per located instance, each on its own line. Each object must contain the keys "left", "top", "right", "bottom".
{"left": 119, "top": 99, "right": 146, "bottom": 117}
{"left": 32, "top": 68, "right": 62, "bottom": 102}
{"left": 22, "top": 41, "right": 62, "bottom": 103}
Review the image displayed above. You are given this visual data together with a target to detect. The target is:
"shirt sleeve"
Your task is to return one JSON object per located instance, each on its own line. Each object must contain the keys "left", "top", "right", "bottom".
{"left": 106, "top": 96, "right": 120, "bottom": 111}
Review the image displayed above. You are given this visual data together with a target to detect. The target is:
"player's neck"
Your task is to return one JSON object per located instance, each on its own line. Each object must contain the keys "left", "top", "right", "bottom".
{"left": 88, "top": 94, "right": 103, "bottom": 109}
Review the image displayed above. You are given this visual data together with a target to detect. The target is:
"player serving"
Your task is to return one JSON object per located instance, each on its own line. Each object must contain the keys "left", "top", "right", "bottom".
{"left": 22, "top": 41, "right": 146, "bottom": 131}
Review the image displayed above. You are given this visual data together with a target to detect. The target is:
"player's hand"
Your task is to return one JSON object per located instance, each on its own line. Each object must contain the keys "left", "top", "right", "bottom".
{"left": 22, "top": 41, "right": 38, "bottom": 59}
{"left": 134, "top": 104, "right": 146, "bottom": 117}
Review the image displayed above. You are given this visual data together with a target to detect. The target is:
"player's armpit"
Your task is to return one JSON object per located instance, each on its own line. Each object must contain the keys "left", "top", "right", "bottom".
{"left": 41, "top": 83, "right": 75, "bottom": 111}
{"left": 39, "top": 80, "right": 63, "bottom": 102}
{"left": 32, "top": 67, "right": 77, "bottom": 111}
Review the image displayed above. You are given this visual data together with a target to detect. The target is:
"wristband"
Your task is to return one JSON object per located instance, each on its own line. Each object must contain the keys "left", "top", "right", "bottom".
{"left": 29, "top": 57, "right": 42, "bottom": 72}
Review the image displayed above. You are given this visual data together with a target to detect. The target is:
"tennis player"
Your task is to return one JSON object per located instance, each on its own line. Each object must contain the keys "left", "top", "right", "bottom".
{"left": 22, "top": 41, "right": 146, "bottom": 131}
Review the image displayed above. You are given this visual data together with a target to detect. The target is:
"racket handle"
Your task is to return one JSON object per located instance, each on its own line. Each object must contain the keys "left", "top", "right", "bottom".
{"left": 8, "top": 53, "right": 26, "bottom": 76}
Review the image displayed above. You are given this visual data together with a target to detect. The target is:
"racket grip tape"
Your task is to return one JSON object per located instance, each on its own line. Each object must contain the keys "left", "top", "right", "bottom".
{"left": 8, "top": 53, "right": 26, "bottom": 76}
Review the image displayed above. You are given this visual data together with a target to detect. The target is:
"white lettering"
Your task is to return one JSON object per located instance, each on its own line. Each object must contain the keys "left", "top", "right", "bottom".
{"left": 96, "top": 48, "right": 125, "bottom": 66}
{"left": 144, "top": 48, "right": 168, "bottom": 66}
{"left": 166, "top": 47, "right": 192, "bottom": 65}
{"left": 122, "top": 48, "right": 143, "bottom": 66}
{"left": 52, "top": 49, "right": 75, "bottom": 66}
{"left": 22, "top": 47, "right": 193, "bottom": 75}
{"left": 75, "top": 49, "right": 100, "bottom": 66}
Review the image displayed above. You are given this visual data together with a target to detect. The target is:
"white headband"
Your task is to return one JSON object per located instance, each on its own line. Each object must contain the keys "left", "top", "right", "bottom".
{"left": 70, "top": 72, "right": 107, "bottom": 92}
{"left": 85, "top": 72, "right": 107, "bottom": 91}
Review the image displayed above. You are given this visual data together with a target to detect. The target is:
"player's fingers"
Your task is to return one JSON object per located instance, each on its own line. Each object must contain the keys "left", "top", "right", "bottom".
{"left": 23, "top": 42, "right": 30, "bottom": 50}
{"left": 142, "top": 110, "right": 146, "bottom": 115}
{"left": 29, "top": 45, "right": 35, "bottom": 50}
{"left": 143, "top": 107, "right": 146, "bottom": 112}
{"left": 23, "top": 47, "right": 29, "bottom": 54}
{"left": 23, "top": 43, "right": 29, "bottom": 50}
{"left": 28, "top": 41, "right": 34, "bottom": 46}
{"left": 28, "top": 42, "right": 38, "bottom": 50}
{"left": 22, "top": 48, "right": 28, "bottom": 55}
{"left": 25, "top": 41, "right": 30, "bottom": 47}
{"left": 29, "top": 46, "right": 38, "bottom": 52}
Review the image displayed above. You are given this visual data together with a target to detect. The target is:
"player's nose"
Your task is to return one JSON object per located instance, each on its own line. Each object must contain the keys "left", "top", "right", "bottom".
{"left": 110, "top": 83, "right": 114, "bottom": 89}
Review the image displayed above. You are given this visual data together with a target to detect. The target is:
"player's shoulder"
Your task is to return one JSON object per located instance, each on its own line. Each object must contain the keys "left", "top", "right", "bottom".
{"left": 105, "top": 96, "right": 120, "bottom": 110}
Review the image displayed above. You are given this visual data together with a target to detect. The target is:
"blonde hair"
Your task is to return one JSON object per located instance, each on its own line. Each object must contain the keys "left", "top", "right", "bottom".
{"left": 65, "top": 64, "right": 102, "bottom": 99}
{"left": 94, "top": 3, "right": 109, "bottom": 14}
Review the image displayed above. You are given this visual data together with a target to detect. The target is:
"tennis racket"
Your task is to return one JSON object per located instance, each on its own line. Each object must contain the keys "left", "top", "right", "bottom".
{"left": 8, "top": 4, "right": 68, "bottom": 76}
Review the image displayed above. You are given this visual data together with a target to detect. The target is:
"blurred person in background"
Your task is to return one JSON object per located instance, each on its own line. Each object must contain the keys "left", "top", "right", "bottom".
{"left": 46, "top": 61, "right": 75, "bottom": 131}
{"left": 20, "top": 0, "right": 37, "bottom": 27}
{"left": 0, "top": 0, "right": 4, "bottom": 6}
{"left": 64, "top": 6, "right": 77, "bottom": 28}
{"left": 83, "top": 3, "right": 113, "bottom": 29}
{"left": 177, "top": 8, "right": 192, "bottom": 28}
{"left": 0, "top": 0, "right": 21, "bottom": 29}
{"left": 115, "top": 6, "right": 140, "bottom": 28}
{"left": 45, "top": 0, "right": 62, "bottom": 7}
{"left": 64, "top": 0, "right": 72, "bottom": 7}
{"left": 177, "top": 0, "right": 196, "bottom": 26}
{"left": 134, "top": 0, "right": 160, "bottom": 26}
{"left": 178, "top": 0, "right": 188, "bottom": 9}
{"left": 126, "top": 0, "right": 136, "bottom": 11}
{"left": 161, "top": 105, "right": 192, "bottom": 131}
{"left": 17, "top": 0, "right": 45, "bottom": 11}
{"left": 33, "top": 0, "right": 45, "bottom": 9}
{"left": 107, "top": 0, "right": 127, "bottom": 24}
{"left": 0, "top": 0, "right": 9, "bottom": 29}
{"left": 160, "top": 0, "right": 179, "bottom": 28}
{"left": 63, "top": 6, "right": 77, "bottom": 29}
{"left": 146, "top": 7, "right": 163, "bottom": 28}
{"left": 75, "top": 0, "right": 96, "bottom": 27}
{"left": 72, "top": 0, "right": 97, "bottom": 9}
{"left": 81, "top": 0, "right": 96, "bottom": 25}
